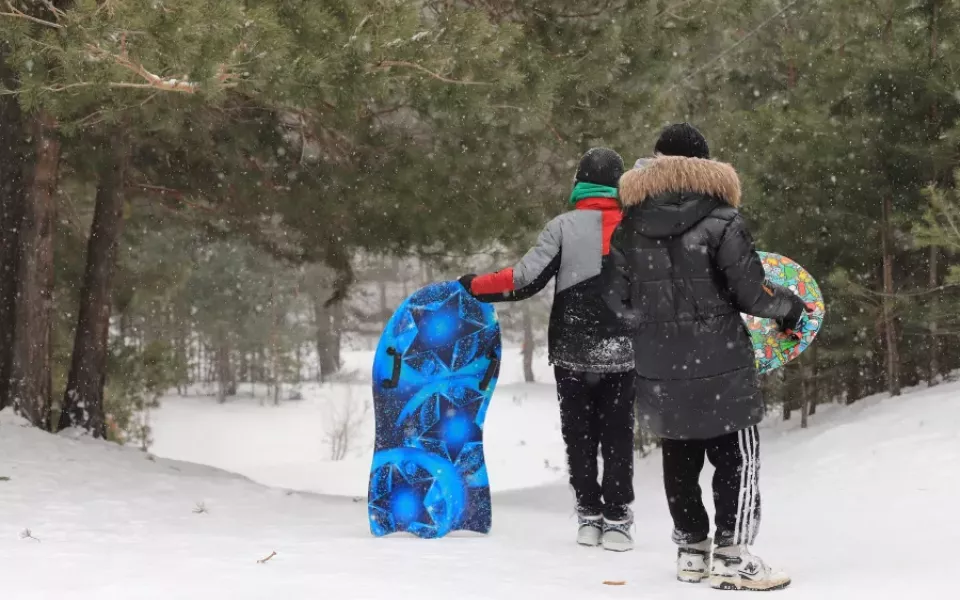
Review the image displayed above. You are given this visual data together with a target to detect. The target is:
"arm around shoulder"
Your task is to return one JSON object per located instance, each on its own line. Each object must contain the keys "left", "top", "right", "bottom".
{"left": 462, "top": 219, "right": 562, "bottom": 303}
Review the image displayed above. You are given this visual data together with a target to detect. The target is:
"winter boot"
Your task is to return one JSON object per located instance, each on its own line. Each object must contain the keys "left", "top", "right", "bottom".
{"left": 601, "top": 509, "right": 634, "bottom": 552}
{"left": 710, "top": 546, "right": 791, "bottom": 591}
{"left": 677, "top": 538, "right": 712, "bottom": 583}
{"left": 576, "top": 513, "right": 603, "bottom": 547}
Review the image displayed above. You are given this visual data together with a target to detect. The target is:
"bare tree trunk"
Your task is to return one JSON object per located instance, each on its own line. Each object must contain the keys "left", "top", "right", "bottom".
{"left": 522, "top": 304, "right": 535, "bottom": 383}
{"left": 313, "top": 291, "right": 342, "bottom": 382}
{"left": 195, "top": 338, "right": 204, "bottom": 384}
{"left": 929, "top": 247, "right": 940, "bottom": 384}
{"left": 294, "top": 342, "right": 302, "bottom": 384}
{"left": 272, "top": 369, "right": 281, "bottom": 406}
{"left": 173, "top": 303, "right": 189, "bottom": 394}
{"left": 800, "top": 356, "right": 816, "bottom": 429}
{"left": 881, "top": 196, "right": 901, "bottom": 397}
{"left": 0, "top": 48, "right": 25, "bottom": 412}
{"left": 781, "top": 369, "right": 795, "bottom": 421}
{"left": 378, "top": 279, "right": 388, "bottom": 324}
{"left": 808, "top": 346, "right": 819, "bottom": 416}
{"left": 60, "top": 136, "right": 130, "bottom": 437}
{"left": 10, "top": 112, "right": 60, "bottom": 429}
{"left": 215, "top": 336, "right": 236, "bottom": 403}
{"left": 927, "top": 2, "right": 941, "bottom": 387}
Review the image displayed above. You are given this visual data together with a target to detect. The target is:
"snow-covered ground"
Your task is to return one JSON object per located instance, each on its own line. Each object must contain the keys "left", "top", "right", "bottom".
{"left": 3, "top": 350, "right": 959, "bottom": 599}
{"left": 149, "top": 349, "right": 568, "bottom": 497}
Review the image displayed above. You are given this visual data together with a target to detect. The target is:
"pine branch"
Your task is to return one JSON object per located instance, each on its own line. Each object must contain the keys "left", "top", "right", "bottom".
{"left": 372, "top": 60, "right": 489, "bottom": 86}
{"left": 0, "top": 1, "right": 62, "bottom": 28}
{"left": 39, "top": 0, "right": 63, "bottom": 21}
{"left": 130, "top": 183, "right": 220, "bottom": 214}
{"left": 86, "top": 43, "right": 205, "bottom": 93}
{"left": 530, "top": 1, "right": 625, "bottom": 19}
{"left": 672, "top": 0, "right": 809, "bottom": 90}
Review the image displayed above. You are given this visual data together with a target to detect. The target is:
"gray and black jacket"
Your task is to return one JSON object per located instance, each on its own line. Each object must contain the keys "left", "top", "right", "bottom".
{"left": 465, "top": 198, "right": 634, "bottom": 373}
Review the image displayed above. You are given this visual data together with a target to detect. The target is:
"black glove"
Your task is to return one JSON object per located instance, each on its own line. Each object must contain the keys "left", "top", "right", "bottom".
{"left": 776, "top": 296, "right": 813, "bottom": 334}
{"left": 458, "top": 274, "right": 477, "bottom": 295}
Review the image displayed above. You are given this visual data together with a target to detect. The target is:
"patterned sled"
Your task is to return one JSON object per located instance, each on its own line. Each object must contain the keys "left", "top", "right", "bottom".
{"left": 368, "top": 281, "right": 501, "bottom": 538}
{"left": 743, "top": 251, "right": 825, "bottom": 375}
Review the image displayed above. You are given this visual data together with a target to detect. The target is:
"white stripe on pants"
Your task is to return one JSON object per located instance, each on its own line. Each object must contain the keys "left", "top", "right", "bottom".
{"left": 733, "top": 426, "right": 760, "bottom": 546}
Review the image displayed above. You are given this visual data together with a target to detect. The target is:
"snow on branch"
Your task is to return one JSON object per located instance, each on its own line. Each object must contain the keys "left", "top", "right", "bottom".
{"left": 85, "top": 43, "right": 205, "bottom": 93}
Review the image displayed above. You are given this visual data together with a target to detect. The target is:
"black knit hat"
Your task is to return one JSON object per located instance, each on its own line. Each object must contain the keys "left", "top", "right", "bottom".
{"left": 574, "top": 147, "right": 625, "bottom": 188}
{"left": 654, "top": 123, "right": 710, "bottom": 159}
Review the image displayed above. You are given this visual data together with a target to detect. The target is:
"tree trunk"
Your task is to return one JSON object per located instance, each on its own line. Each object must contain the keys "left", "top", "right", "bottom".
{"left": 294, "top": 342, "right": 302, "bottom": 384}
{"left": 881, "top": 196, "right": 901, "bottom": 397}
{"left": 59, "top": 136, "right": 130, "bottom": 437}
{"left": 314, "top": 291, "right": 342, "bottom": 382}
{"left": 378, "top": 279, "right": 388, "bottom": 324}
{"left": 929, "top": 247, "right": 940, "bottom": 384}
{"left": 215, "top": 336, "right": 236, "bottom": 403}
{"left": 521, "top": 304, "right": 535, "bottom": 383}
{"left": 808, "top": 346, "right": 819, "bottom": 416}
{"left": 800, "top": 355, "right": 816, "bottom": 429}
{"left": 781, "top": 368, "right": 798, "bottom": 421}
{"left": 927, "top": 1, "right": 941, "bottom": 386}
{"left": 847, "top": 359, "right": 864, "bottom": 405}
{"left": 175, "top": 305, "right": 189, "bottom": 394}
{"left": 0, "top": 47, "right": 26, "bottom": 412}
{"left": 9, "top": 112, "right": 60, "bottom": 429}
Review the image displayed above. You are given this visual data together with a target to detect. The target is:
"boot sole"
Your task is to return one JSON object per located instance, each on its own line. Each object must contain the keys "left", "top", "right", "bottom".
{"left": 678, "top": 571, "right": 706, "bottom": 584}
{"left": 602, "top": 543, "right": 633, "bottom": 552}
{"left": 710, "top": 577, "right": 792, "bottom": 591}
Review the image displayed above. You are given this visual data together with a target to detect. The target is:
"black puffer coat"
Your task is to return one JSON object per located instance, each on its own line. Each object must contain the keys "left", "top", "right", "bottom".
{"left": 606, "top": 156, "right": 802, "bottom": 440}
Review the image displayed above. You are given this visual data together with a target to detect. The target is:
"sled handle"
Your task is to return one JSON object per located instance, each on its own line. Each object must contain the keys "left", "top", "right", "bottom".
{"left": 382, "top": 347, "right": 402, "bottom": 389}
{"left": 479, "top": 348, "right": 499, "bottom": 392}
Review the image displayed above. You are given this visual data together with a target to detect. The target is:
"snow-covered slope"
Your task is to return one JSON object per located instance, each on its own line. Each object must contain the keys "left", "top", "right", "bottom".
{"left": 3, "top": 363, "right": 959, "bottom": 599}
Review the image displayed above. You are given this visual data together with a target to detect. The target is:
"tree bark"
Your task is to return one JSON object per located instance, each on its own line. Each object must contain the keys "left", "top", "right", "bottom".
{"left": 9, "top": 112, "right": 60, "bottom": 429}
{"left": 378, "top": 279, "right": 388, "bottom": 324}
{"left": 521, "top": 304, "right": 535, "bottom": 383}
{"left": 927, "top": 0, "right": 941, "bottom": 386}
{"left": 215, "top": 336, "right": 236, "bottom": 402}
{"left": 294, "top": 342, "right": 302, "bottom": 384}
{"left": 59, "top": 136, "right": 130, "bottom": 436}
{"left": 0, "top": 47, "right": 26, "bottom": 412}
{"left": 800, "top": 354, "right": 817, "bottom": 429}
{"left": 881, "top": 196, "right": 901, "bottom": 396}
{"left": 313, "top": 291, "right": 342, "bottom": 382}
{"left": 929, "top": 247, "right": 940, "bottom": 384}
{"left": 780, "top": 369, "right": 792, "bottom": 421}
{"left": 808, "top": 346, "right": 819, "bottom": 416}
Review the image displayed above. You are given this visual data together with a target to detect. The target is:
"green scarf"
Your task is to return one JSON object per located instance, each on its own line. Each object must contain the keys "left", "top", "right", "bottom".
{"left": 569, "top": 181, "right": 618, "bottom": 205}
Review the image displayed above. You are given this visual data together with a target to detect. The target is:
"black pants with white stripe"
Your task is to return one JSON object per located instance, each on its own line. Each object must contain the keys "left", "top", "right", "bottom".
{"left": 555, "top": 367, "right": 636, "bottom": 521}
{"left": 662, "top": 426, "right": 760, "bottom": 548}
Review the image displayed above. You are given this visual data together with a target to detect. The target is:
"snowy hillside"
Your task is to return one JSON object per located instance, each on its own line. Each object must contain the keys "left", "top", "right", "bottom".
{"left": 3, "top": 360, "right": 959, "bottom": 599}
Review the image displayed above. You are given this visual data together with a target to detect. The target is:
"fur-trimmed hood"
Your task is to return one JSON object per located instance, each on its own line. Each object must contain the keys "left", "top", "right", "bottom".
{"left": 619, "top": 155, "right": 741, "bottom": 208}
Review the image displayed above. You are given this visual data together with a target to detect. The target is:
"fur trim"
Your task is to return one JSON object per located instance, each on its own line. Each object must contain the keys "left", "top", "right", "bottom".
{"left": 618, "top": 155, "right": 741, "bottom": 208}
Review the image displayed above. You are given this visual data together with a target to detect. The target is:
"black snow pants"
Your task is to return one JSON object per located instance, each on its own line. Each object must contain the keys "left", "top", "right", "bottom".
{"left": 661, "top": 425, "right": 761, "bottom": 548}
{"left": 555, "top": 366, "right": 636, "bottom": 521}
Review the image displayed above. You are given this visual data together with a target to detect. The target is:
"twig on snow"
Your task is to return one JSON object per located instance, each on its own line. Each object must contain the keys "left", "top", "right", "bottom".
{"left": 257, "top": 551, "right": 277, "bottom": 564}
{"left": 19, "top": 529, "right": 41, "bottom": 542}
